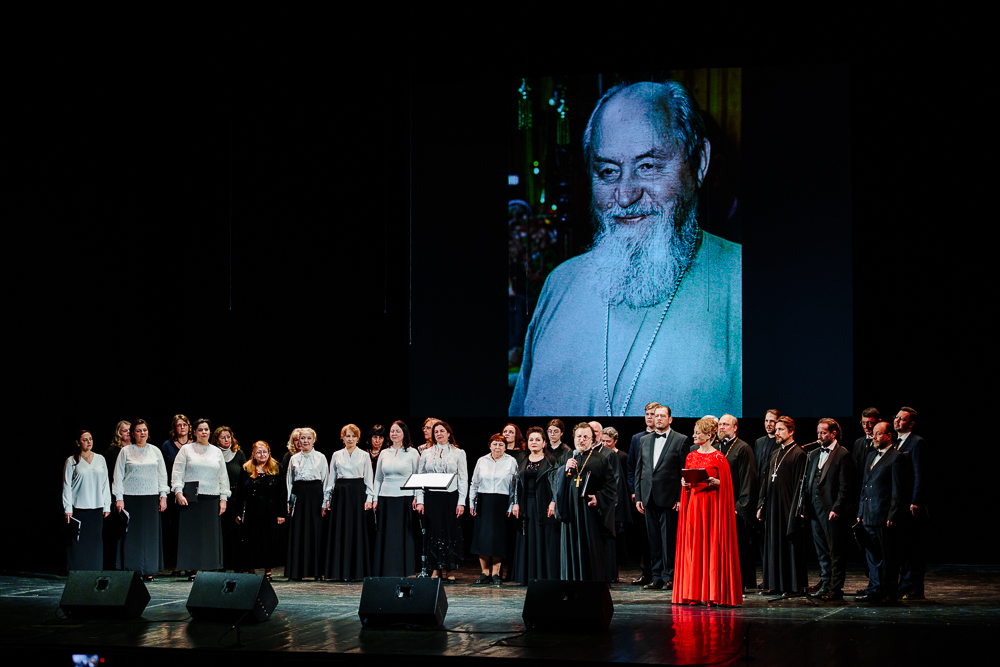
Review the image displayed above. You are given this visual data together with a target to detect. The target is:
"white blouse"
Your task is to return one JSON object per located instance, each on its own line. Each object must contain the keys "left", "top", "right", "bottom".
{"left": 415, "top": 444, "right": 468, "bottom": 505}
{"left": 286, "top": 449, "right": 329, "bottom": 501}
{"left": 112, "top": 444, "right": 169, "bottom": 500}
{"left": 374, "top": 447, "right": 421, "bottom": 498}
{"left": 325, "top": 447, "right": 375, "bottom": 503}
{"left": 170, "top": 443, "right": 231, "bottom": 499}
{"left": 63, "top": 455, "right": 112, "bottom": 513}
{"left": 469, "top": 453, "right": 517, "bottom": 507}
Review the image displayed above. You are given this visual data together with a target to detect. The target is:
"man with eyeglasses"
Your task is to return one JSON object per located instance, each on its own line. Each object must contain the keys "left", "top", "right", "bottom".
{"left": 852, "top": 408, "right": 880, "bottom": 474}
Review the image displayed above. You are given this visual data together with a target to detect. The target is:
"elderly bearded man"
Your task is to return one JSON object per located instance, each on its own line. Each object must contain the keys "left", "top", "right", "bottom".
{"left": 510, "top": 81, "right": 741, "bottom": 417}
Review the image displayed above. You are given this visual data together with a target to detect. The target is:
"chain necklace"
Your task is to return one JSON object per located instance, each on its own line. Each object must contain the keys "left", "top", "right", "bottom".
{"left": 574, "top": 448, "right": 595, "bottom": 488}
{"left": 771, "top": 442, "right": 795, "bottom": 481}
{"left": 602, "top": 248, "right": 694, "bottom": 416}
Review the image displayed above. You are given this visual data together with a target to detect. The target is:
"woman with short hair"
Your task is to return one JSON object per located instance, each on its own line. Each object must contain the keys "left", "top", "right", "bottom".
{"left": 323, "top": 424, "right": 374, "bottom": 581}
{"left": 469, "top": 434, "right": 517, "bottom": 585}
{"left": 286, "top": 427, "right": 328, "bottom": 581}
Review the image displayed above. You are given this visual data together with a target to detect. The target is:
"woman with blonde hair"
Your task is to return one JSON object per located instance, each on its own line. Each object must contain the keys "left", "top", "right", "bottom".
{"left": 324, "top": 424, "right": 374, "bottom": 581}
{"left": 286, "top": 427, "right": 328, "bottom": 580}
{"left": 214, "top": 425, "right": 247, "bottom": 571}
{"left": 235, "top": 441, "right": 286, "bottom": 580}
{"left": 673, "top": 417, "right": 742, "bottom": 606}
{"left": 102, "top": 420, "right": 130, "bottom": 569}
{"left": 280, "top": 428, "right": 302, "bottom": 477}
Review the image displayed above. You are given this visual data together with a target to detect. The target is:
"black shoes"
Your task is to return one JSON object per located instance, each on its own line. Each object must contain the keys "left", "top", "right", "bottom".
{"left": 493, "top": 575, "right": 502, "bottom": 586}
{"left": 631, "top": 575, "right": 652, "bottom": 586}
{"left": 475, "top": 573, "right": 491, "bottom": 584}
{"left": 643, "top": 579, "right": 665, "bottom": 590}
{"left": 821, "top": 590, "right": 844, "bottom": 601}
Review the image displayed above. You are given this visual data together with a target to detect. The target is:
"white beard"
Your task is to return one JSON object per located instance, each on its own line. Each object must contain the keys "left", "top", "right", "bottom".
{"left": 588, "top": 191, "right": 699, "bottom": 308}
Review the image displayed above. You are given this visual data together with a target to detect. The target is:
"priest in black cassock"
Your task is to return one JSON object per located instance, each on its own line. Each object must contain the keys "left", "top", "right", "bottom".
{"left": 753, "top": 409, "right": 781, "bottom": 580}
{"left": 756, "top": 415, "right": 808, "bottom": 596}
{"left": 718, "top": 414, "right": 758, "bottom": 590}
{"left": 555, "top": 423, "right": 617, "bottom": 581}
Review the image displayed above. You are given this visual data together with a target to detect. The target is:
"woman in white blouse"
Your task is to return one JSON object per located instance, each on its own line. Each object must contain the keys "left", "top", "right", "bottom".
{"left": 415, "top": 420, "right": 468, "bottom": 582}
{"left": 469, "top": 434, "right": 517, "bottom": 585}
{"left": 285, "top": 427, "right": 328, "bottom": 581}
{"left": 372, "top": 420, "right": 420, "bottom": 576}
{"left": 171, "top": 418, "right": 229, "bottom": 581}
{"left": 323, "top": 424, "right": 374, "bottom": 581}
{"left": 112, "top": 419, "right": 169, "bottom": 580}
{"left": 63, "top": 429, "right": 111, "bottom": 572}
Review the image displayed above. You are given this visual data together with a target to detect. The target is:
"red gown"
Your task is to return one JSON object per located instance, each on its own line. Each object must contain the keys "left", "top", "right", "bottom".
{"left": 672, "top": 449, "right": 743, "bottom": 605}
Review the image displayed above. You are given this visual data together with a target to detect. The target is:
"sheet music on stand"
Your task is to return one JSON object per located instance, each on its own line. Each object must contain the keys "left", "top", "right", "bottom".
{"left": 401, "top": 472, "right": 456, "bottom": 491}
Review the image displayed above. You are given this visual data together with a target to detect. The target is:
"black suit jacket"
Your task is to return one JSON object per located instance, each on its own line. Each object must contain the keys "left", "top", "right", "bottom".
{"left": 635, "top": 429, "right": 692, "bottom": 508}
{"left": 859, "top": 448, "right": 911, "bottom": 526}
{"left": 852, "top": 435, "right": 874, "bottom": 472}
{"left": 895, "top": 432, "right": 928, "bottom": 507}
{"left": 795, "top": 443, "right": 855, "bottom": 519}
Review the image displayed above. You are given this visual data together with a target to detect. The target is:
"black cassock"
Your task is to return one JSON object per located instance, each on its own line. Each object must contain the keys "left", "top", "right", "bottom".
{"left": 757, "top": 443, "right": 808, "bottom": 593}
{"left": 554, "top": 449, "right": 617, "bottom": 581}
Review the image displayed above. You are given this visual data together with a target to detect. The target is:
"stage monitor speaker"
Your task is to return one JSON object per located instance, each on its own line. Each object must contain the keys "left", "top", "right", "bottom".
{"left": 358, "top": 577, "right": 448, "bottom": 628}
{"left": 186, "top": 572, "right": 278, "bottom": 623}
{"left": 522, "top": 580, "right": 614, "bottom": 631}
{"left": 60, "top": 570, "right": 150, "bottom": 619}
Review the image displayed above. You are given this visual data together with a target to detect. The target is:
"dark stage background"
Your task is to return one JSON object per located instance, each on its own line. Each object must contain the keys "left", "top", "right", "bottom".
{"left": 6, "top": 53, "right": 991, "bottom": 574}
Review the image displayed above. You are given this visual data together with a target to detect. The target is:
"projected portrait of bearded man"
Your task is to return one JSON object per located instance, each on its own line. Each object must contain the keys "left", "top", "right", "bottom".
{"left": 510, "top": 80, "right": 741, "bottom": 417}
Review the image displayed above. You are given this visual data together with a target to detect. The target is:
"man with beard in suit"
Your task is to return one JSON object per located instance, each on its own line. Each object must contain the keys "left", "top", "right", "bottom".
{"left": 626, "top": 401, "right": 659, "bottom": 585}
{"left": 797, "top": 418, "right": 855, "bottom": 601}
{"left": 894, "top": 407, "right": 929, "bottom": 600}
{"left": 634, "top": 405, "right": 692, "bottom": 590}
{"left": 855, "top": 421, "right": 909, "bottom": 604}
{"left": 757, "top": 416, "right": 807, "bottom": 597}
{"left": 717, "top": 414, "right": 757, "bottom": 590}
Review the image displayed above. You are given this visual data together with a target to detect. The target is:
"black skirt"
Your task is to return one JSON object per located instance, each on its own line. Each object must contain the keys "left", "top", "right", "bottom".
{"left": 220, "top": 496, "right": 241, "bottom": 571}
{"left": 514, "top": 492, "right": 561, "bottom": 583}
{"left": 176, "top": 495, "right": 223, "bottom": 571}
{"left": 373, "top": 495, "right": 418, "bottom": 577}
{"left": 424, "top": 490, "right": 463, "bottom": 571}
{"left": 324, "top": 478, "right": 370, "bottom": 581}
{"left": 117, "top": 495, "right": 163, "bottom": 576}
{"left": 161, "top": 492, "right": 181, "bottom": 571}
{"left": 470, "top": 493, "right": 508, "bottom": 558}
{"left": 287, "top": 480, "right": 324, "bottom": 580}
{"left": 67, "top": 507, "right": 104, "bottom": 572}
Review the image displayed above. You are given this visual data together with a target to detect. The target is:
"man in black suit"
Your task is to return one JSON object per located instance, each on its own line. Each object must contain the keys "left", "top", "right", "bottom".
{"left": 752, "top": 409, "right": 781, "bottom": 585}
{"left": 856, "top": 421, "right": 909, "bottom": 604}
{"left": 852, "top": 407, "right": 879, "bottom": 474}
{"left": 634, "top": 405, "right": 691, "bottom": 590}
{"left": 797, "top": 418, "right": 855, "bottom": 601}
{"left": 894, "top": 406, "right": 929, "bottom": 600}
{"left": 626, "top": 401, "right": 659, "bottom": 585}
{"left": 718, "top": 414, "right": 758, "bottom": 590}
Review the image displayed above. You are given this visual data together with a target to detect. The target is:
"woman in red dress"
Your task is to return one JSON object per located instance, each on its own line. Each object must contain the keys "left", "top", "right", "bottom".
{"left": 672, "top": 417, "right": 743, "bottom": 606}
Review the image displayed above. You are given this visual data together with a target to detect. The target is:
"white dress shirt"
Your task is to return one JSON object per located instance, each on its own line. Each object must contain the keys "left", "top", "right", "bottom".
{"left": 171, "top": 443, "right": 231, "bottom": 498}
{"left": 653, "top": 428, "right": 672, "bottom": 467}
{"left": 112, "top": 444, "right": 170, "bottom": 500}
{"left": 325, "top": 447, "right": 375, "bottom": 503}
{"left": 818, "top": 440, "right": 838, "bottom": 469}
{"left": 415, "top": 444, "right": 468, "bottom": 505}
{"left": 374, "top": 446, "right": 421, "bottom": 497}
{"left": 286, "top": 449, "right": 329, "bottom": 501}
{"left": 63, "top": 455, "right": 112, "bottom": 513}
{"left": 469, "top": 453, "right": 517, "bottom": 509}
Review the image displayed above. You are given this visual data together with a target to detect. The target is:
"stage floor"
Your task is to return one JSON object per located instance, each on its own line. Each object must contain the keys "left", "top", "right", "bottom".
{"left": 1, "top": 564, "right": 997, "bottom": 666}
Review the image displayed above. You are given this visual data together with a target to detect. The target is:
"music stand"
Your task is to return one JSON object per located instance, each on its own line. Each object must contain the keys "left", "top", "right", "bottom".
{"left": 401, "top": 472, "right": 456, "bottom": 577}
